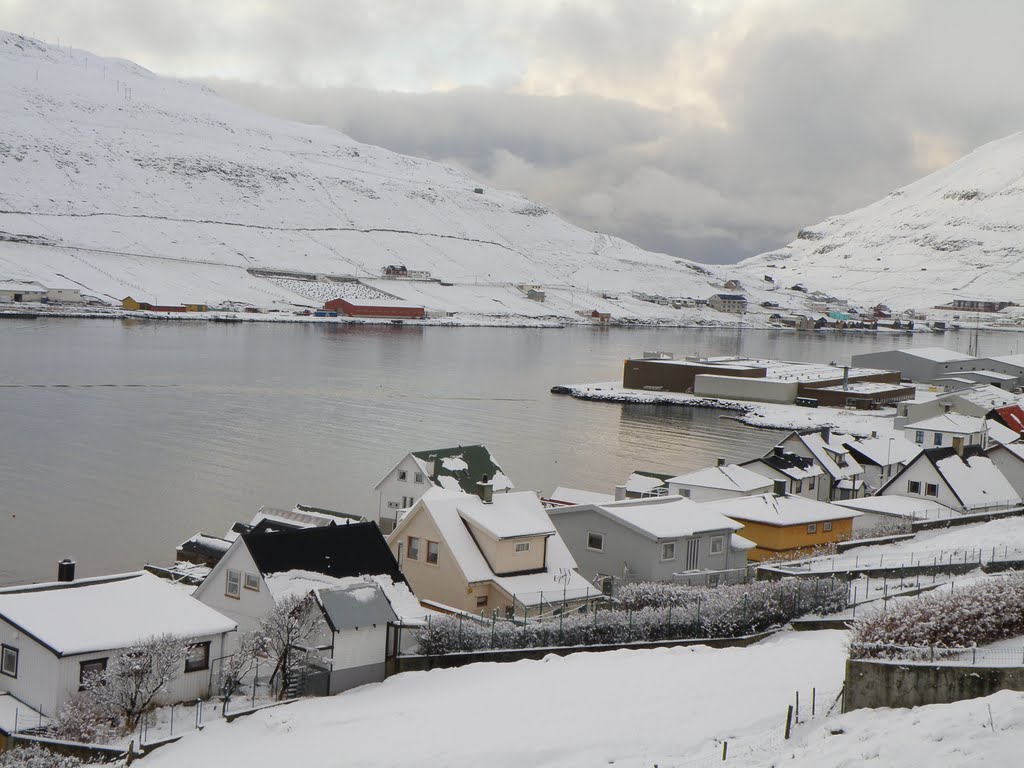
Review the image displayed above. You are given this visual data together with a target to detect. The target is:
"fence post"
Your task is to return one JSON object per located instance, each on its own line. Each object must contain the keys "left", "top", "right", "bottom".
{"left": 170, "top": 704, "right": 175, "bottom": 736}
{"left": 784, "top": 705, "right": 793, "bottom": 740}
{"left": 795, "top": 690, "right": 800, "bottom": 723}
{"left": 812, "top": 687, "right": 816, "bottom": 719}
{"left": 491, "top": 610, "right": 496, "bottom": 649}
{"left": 458, "top": 613, "right": 464, "bottom": 649}
{"left": 722, "top": 741, "right": 728, "bottom": 761}
{"left": 696, "top": 594, "right": 702, "bottom": 630}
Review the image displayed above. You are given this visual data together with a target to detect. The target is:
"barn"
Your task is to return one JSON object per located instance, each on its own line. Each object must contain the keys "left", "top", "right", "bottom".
{"left": 324, "top": 297, "right": 425, "bottom": 319}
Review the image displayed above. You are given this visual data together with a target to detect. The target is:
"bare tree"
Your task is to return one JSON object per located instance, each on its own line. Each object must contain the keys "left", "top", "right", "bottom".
{"left": 256, "top": 594, "right": 326, "bottom": 699}
{"left": 83, "top": 634, "right": 190, "bottom": 730}
{"left": 217, "top": 630, "right": 262, "bottom": 701}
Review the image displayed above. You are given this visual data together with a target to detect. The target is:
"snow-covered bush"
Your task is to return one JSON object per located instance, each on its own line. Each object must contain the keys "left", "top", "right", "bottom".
{"left": 0, "top": 744, "right": 85, "bottom": 768}
{"left": 850, "top": 574, "right": 1024, "bottom": 657}
{"left": 53, "top": 694, "right": 117, "bottom": 744}
{"left": 417, "top": 578, "right": 848, "bottom": 654}
{"left": 851, "top": 519, "right": 911, "bottom": 540}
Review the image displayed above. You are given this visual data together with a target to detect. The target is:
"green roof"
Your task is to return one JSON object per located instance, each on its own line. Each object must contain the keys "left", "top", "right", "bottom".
{"left": 410, "top": 444, "right": 511, "bottom": 494}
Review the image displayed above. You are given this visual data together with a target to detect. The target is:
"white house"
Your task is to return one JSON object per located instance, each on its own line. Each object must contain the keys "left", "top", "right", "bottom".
{"left": 666, "top": 461, "right": 773, "bottom": 502}
{"left": 775, "top": 430, "right": 865, "bottom": 501}
{"left": 741, "top": 448, "right": 826, "bottom": 499}
{"left": 374, "top": 444, "right": 513, "bottom": 533}
{"left": 877, "top": 447, "right": 1020, "bottom": 514}
{"left": 905, "top": 411, "right": 989, "bottom": 451}
{"left": 984, "top": 443, "right": 1024, "bottom": 501}
{"left": 0, "top": 282, "right": 46, "bottom": 303}
{"left": 0, "top": 571, "right": 236, "bottom": 718}
{"left": 708, "top": 294, "right": 747, "bottom": 314}
{"left": 832, "top": 496, "right": 960, "bottom": 532}
{"left": 839, "top": 433, "right": 922, "bottom": 493}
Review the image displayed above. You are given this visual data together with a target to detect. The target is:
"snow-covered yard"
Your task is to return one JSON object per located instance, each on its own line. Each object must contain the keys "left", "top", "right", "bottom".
{"left": 142, "top": 630, "right": 849, "bottom": 768}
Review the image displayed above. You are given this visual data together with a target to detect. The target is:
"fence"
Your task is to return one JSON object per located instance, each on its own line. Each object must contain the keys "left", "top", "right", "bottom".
{"left": 772, "top": 542, "right": 1024, "bottom": 577}
{"left": 850, "top": 642, "right": 1024, "bottom": 668}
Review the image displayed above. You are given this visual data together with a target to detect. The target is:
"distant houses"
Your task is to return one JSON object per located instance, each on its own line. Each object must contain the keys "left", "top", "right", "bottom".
{"left": 708, "top": 294, "right": 747, "bottom": 314}
{"left": 121, "top": 296, "right": 207, "bottom": 312}
{"left": 0, "top": 281, "right": 82, "bottom": 304}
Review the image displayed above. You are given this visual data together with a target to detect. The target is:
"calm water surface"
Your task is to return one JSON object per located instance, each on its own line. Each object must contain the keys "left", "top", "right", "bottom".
{"left": 0, "top": 319, "right": 1017, "bottom": 584}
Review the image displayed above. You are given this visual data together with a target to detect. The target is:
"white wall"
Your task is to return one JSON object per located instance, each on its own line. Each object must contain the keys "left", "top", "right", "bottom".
{"left": 194, "top": 541, "right": 275, "bottom": 642}
{"left": 987, "top": 450, "right": 1024, "bottom": 500}
{"left": 377, "top": 455, "right": 433, "bottom": 532}
{"left": 880, "top": 460, "right": 963, "bottom": 512}
{"left": 694, "top": 375, "right": 797, "bottom": 404}
{"left": 331, "top": 625, "right": 387, "bottom": 671}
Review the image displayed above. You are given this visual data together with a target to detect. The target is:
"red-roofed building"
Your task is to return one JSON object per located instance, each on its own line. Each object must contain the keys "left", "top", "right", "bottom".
{"left": 992, "top": 404, "right": 1024, "bottom": 434}
{"left": 324, "top": 297, "right": 424, "bottom": 319}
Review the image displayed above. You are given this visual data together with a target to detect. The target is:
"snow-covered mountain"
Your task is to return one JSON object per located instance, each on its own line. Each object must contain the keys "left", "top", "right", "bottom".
{"left": 739, "top": 131, "right": 1024, "bottom": 310}
{"left": 0, "top": 32, "right": 748, "bottom": 322}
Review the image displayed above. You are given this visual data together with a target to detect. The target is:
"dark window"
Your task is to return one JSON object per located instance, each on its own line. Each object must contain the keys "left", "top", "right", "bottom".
{"left": 925, "top": 483, "right": 939, "bottom": 497}
{"left": 587, "top": 532, "right": 604, "bottom": 551}
{"left": 933, "top": 433, "right": 943, "bottom": 446}
{"left": 407, "top": 536, "right": 420, "bottom": 560}
{"left": 908, "top": 481, "right": 921, "bottom": 494}
{"left": 79, "top": 658, "right": 107, "bottom": 689}
{"left": 185, "top": 642, "right": 210, "bottom": 673}
{"left": 244, "top": 573, "right": 260, "bottom": 592}
{"left": 1, "top": 645, "right": 18, "bottom": 678}
{"left": 475, "top": 595, "right": 488, "bottom": 608}
{"left": 426, "top": 540, "right": 440, "bottom": 565}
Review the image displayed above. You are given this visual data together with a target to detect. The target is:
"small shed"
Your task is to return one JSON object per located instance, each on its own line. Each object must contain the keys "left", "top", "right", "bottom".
{"left": 315, "top": 582, "right": 398, "bottom": 694}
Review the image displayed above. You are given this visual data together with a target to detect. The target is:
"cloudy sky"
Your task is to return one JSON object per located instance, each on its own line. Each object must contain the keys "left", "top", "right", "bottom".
{"left": 2, "top": 0, "right": 1023, "bottom": 263}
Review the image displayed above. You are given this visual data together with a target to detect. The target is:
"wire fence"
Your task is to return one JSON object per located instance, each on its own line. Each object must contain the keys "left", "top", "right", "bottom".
{"left": 775, "top": 542, "right": 1024, "bottom": 576}
{"left": 851, "top": 642, "right": 1024, "bottom": 667}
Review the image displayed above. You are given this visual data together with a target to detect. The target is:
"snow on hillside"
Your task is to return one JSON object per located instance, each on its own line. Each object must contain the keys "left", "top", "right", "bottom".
{"left": 738, "top": 131, "right": 1024, "bottom": 311}
{"left": 0, "top": 32, "right": 778, "bottom": 324}
{"left": 142, "top": 630, "right": 848, "bottom": 768}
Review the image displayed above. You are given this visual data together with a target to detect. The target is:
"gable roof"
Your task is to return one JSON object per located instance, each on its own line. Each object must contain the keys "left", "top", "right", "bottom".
{"left": 550, "top": 496, "right": 743, "bottom": 540}
{"left": 744, "top": 450, "right": 824, "bottom": 480}
{"left": 880, "top": 447, "right": 1021, "bottom": 509}
{"left": 243, "top": 523, "right": 405, "bottom": 584}
{"left": 0, "top": 572, "right": 236, "bottom": 657}
{"left": 712, "top": 294, "right": 747, "bottom": 301}
{"left": 702, "top": 493, "right": 861, "bottom": 527}
{"left": 547, "top": 487, "right": 616, "bottom": 506}
{"left": 987, "top": 419, "right": 1021, "bottom": 446}
{"left": 788, "top": 431, "right": 863, "bottom": 481}
{"left": 993, "top": 404, "right": 1024, "bottom": 434}
{"left": 316, "top": 582, "right": 398, "bottom": 632}
{"left": 458, "top": 493, "right": 556, "bottom": 539}
{"left": 668, "top": 464, "right": 774, "bottom": 493}
{"left": 906, "top": 413, "right": 987, "bottom": 434}
{"left": 840, "top": 434, "right": 922, "bottom": 467}
{"left": 407, "top": 444, "right": 513, "bottom": 494}
{"left": 899, "top": 347, "right": 975, "bottom": 363}
{"left": 626, "top": 470, "right": 673, "bottom": 495}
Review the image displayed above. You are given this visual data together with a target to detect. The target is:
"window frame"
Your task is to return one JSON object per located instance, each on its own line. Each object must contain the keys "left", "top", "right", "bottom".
{"left": 908, "top": 480, "right": 922, "bottom": 495}
{"left": 794, "top": 479, "right": 803, "bottom": 493}
{"left": 78, "top": 657, "right": 107, "bottom": 689}
{"left": 678, "top": 488, "right": 691, "bottom": 498}
{"left": 514, "top": 541, "right": 530, "bottom": 553}
{"left": 397, "top": 470, "right": 408, "bottom": 482}
{"left": 244, "top": 572, "right": 260, "bottom": 592}
{"left": 709, "top": 536, "right": 724, "bottom": 555}
{"left": 586, "top": 532, "right": 605, "bottom": 552}
{"left": 823, "top": 521, "right": 833, "bottom": 532}
{"left": 225, "top": 569, "right": 241, "bottom": 599}
{"left": 0, "top": 645, "right": 18, "bottom": 679}
{"left": 808, "top": 476, "right": 816, "bottom": 490}
{"left": 925, "top": 483, "right": 939, "bottom": 498}
{"left": 807, "top": 523, "right": 817, "bottom": 534}
{"left": 914, "top": 430, "right": 924, "bottom": 444}
{"left": 184, "top": 642, "right": 211, "bottom": 673}
{"left": 475, "top": 595, "right": 488, "bottom": 608}
{"left": 407, "top": 536, "right": 420, "bottom": 561}
{"left": 660, "top": 541, "right": 676, "bottom": 561}
{"left": 414, "top": 472, "right": 424, "bottom": 484}
{"left": 933, "top": 433, "right": 943, "bottom": 446}
{"left": 426, "top": 540, "right": 440, "bottom": 565}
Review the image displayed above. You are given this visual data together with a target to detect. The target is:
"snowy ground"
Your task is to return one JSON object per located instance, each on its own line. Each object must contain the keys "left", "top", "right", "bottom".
{"left": 142, "top": 630, "right": 849, "bottom": 768}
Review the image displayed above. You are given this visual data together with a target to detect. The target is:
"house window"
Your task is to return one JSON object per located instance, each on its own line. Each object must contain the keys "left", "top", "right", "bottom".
{"left": 678, "top": 488, "right": 691, "bottom": 498}
{"left": 807, "top": 523, "right": 817, "bottom": 534}
{"left": 401, "top": 496, "right": 415, "bottom": 507}
{"left": 1, "top": 645, "right": 18, "bottom": 678}
{"left": 808, "top": 476, "right": 816, "bottom": 490}
{"left": 661, "top": 542, "right": 676, "bottom": 561}
{"left": 908, "top": 481, "right": 921, "bottom": 494}
{"left": 709, "top": 536, "right": 724, "bottom": 555}
{"left": 914, "top": 431, "right": 924, "bottom": 444}
{"left": 587, "top": 532, "right": 605, "bottom": 552}
{"left": 398, "top": 470, "right": 408, "bottom": 481}
{"left": 414, "top": 472, "right": 424, "bottom": 484}
{"left": 476, "top": 595, "right": 488, "bottom": 608}
{"left": 185, "top": 642, "right": 211, "bottom": 673}
{"left": 823, "top": 521, "right": 833, "bottom": 532}
{"left": 244, "top": 573, "right": 260, "bottom": 592}
{"left": 794, "top": 480, "right": 803, "bottom": 493}
{"left": 407, "top": 536, "right": 420, "bottom": 560}
{"left": 598, "top": 575, "right": 614, "bottom": 596}
{"left": 79, "top": 658, "right": 107, "bottom": 689}
{"left": 933, "top": 433, "right": 943, "bottom": 446}
{"left": 925, "top": 483, "right": 939, "bottom": 497}
{"left": 225, "top": 569, "right": 241, "bottom": 599}
{"left": 515, "top": 542, "right": 530, "bottom": 553}
{"left": 426, "top": 540, "right": 440, "bottom": 565}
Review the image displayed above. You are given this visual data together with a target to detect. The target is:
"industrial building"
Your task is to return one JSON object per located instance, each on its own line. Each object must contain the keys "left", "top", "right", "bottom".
{"left": 622, "top": 354, "right": 912, "bottom": 409}
{"left": 324, "top": 297, "right": 425, "bottom": 319}
{"left": 852, "top": 347, "right": 1024, "bottom": 391}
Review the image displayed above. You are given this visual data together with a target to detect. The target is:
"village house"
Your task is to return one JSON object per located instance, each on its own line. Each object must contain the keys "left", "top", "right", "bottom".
{"left": 838, "top": 433, "right": 921, "bottom": 492}
{"left": 832, "top": 496, "right": 960, "bottom": 533}
{"left": 546, "top": 496, "right": 753, "bottom": 590}
{"left": 0, "top": 282, "right": 46, "bottom": 303}
{"left": 387, "top": 486, "right": 601, "bottom": 618}
{"left": 701, "top": 490, "right": 861, "bottom": 562}
{"left": 877, "top": 446, "right": 1021, "bottom": 514}
{"left": 985, "top": 443, "right": 1024, "bottom": 500}
{"left": 544, "top": 487, "right": 616, "bottom": 507}
{"left": 375, "top": 444, "right": 513, "bottom": 533}
{"left": 770, "top": 429, "right": 865, "bottom": 501}
{"left": 708, "top": 294, "right": 747, "bottom": 314}
{"left": 665, "top": 460, "right": 774, "bottom": 502}
{"left": 904, "top": 410, "right": 989, "bottom": 451}
{"left": 0, "top": 569, "right": 236, "bottom": 718}
{"left": 741, "top": 448, "right": 826, "bottom": 499}
{"left": 623, "top": 470, "right": 673, "bottom": 498}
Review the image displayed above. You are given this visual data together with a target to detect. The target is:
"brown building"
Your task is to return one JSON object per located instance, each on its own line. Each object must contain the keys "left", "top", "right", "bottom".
{"left": 324, "top": 297, "right": 425, "bottom": 319}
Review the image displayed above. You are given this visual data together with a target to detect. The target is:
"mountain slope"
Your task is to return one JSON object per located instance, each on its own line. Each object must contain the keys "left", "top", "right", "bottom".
{"left": 738, "top": 131, "right": 1024, "bottom": 309}
{"left": 0, "top": 32, "right": 737, "bottom": 320}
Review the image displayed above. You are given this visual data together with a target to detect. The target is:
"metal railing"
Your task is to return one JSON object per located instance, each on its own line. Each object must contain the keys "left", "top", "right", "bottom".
{"left": 777, "top": 543, "right": 1024, "bottom": 575}
{"left": 851, "top": 642, "right": 1024, "bottom": 668}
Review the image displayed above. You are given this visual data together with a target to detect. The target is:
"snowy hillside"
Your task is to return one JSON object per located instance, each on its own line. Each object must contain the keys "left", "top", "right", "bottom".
{"left": 739, "top": 131, "right": 1024, "bottom": 310}
{"left": 0, "top": 33, "right": 755, "bottom": 322}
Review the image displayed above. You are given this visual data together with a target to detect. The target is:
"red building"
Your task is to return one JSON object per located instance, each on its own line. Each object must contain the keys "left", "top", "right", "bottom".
{"left": 324, "top": 297, "right": 425, "bottom": 319}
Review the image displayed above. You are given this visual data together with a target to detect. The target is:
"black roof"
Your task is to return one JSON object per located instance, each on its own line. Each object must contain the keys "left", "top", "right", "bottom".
{"left": 242, "top": 522, "right": 405, "bottom": 584}
{"left": 760, "top": 451, "right": 816, "bottom": 474}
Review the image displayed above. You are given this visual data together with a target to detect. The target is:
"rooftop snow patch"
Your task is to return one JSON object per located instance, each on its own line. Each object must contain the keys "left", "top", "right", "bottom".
{"left": 704, "top": 493, "right": 861, "bottom": 527}
{"left": 667, "top": 464, "right": 773, "bottom": 492}
{"left": 585, "top": 497, "right": 743, "bottom": 539}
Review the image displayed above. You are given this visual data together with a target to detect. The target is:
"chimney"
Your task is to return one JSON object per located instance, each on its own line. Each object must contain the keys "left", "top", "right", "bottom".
{"left": 716, "top": 457, "right": 726, "bottom": 467}
{"left": 842, "top": 366, "right": 850, "bottom": 391}
{"left": 871, "top": 431, "right": 878, "bottom": 439}
{"left": 821, "top": 426, "right": 831, "bottom": 443}
{"left": 57, "top": 558, "right": 76, "bottom": 583}
{"left": 773, "top": 446, "right": 784, "bottom": 458}
{"left": 614, "top": 485, "right": 627, "bottom": 501}
{"left": 476, "top": 474, "right": 494, "bottom": 504}
{"left": 772, "top": 480, "right": 787, "bottom": 497}
{"left": 943, "top": 402, "right": 954, "bottom": 414}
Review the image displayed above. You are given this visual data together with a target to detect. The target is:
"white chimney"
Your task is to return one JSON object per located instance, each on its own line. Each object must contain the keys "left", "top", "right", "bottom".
{"left": 614, "top": 485, "right": 627, "bottom": 501}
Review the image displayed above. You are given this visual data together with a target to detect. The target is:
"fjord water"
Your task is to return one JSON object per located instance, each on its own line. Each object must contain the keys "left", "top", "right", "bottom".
{"left": 0, "top": 319, "right": 1015, "bottom": 584}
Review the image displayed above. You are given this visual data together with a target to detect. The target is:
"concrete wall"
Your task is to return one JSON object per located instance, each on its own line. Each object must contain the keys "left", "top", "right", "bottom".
{"left": 845, "top": 658, "right": 1024, "bottom": 712}
{"left": 851, "top": 351, "right": 968, "bottom": 383}
{"left": 693, "top": 375, "right": 797, "bottom": 404}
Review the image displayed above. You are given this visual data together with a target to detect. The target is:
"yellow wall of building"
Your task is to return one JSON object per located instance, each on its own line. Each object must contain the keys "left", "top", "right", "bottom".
{"left": 734, "top": 517, "right": 854, "bottom": 562}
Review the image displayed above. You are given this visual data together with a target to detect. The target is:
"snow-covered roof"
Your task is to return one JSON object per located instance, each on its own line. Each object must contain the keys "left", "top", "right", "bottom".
{"left": 933, "top": 452, "right": 1021, "bottom": 509}
{"left": 703, "top": 494, "right": 861, "bottom": 527}
{"left": 400, "top": 445, "right": 514, "bottom": 495}
{"left": 457, "top": 493, "right": 556, "bottom": 540}
{"left": 794, "top": 432, "right": 863, "bottom": 481}
{"left": 625, "top": 471, "right": 671, "bottom": 494}
{"left": 566, "top": 497, "right": 743, "bottom": 540}
{"left": 987, "top": 419, "right": 1021, "bottom": 446}
{"left": 0, "top": 572, "right": 236, "bottom": 656}
{"left": 264, "top": 570, "right": 429, "bottom": 622}
{"left": 548, "top": 487, "right": 616, "bottom": 506}
{"left": 667, "top": 464, "right": 773, "bottom": 493}
{"left": 332, "top": 297, "right": 421, "bottom": 308}
{"left": 730, "top": 533, "right": 756, "bottom": 551}
{"left": 841, "top": 434, "right": 922, "bottom": 467}
{"left": 906, "top": 412, "right": 987, "bottom": 434}
{"left": 317, "top": 582, "right": 398, "bottom": 632}
{"left": 832, "top": 496, "right": 958, "bottom": 519}
{"left": 0, "top": 281, "right": 45, "bottom": 292}
{"left": 899, "top": 347, "right": 976, "bottom": 363}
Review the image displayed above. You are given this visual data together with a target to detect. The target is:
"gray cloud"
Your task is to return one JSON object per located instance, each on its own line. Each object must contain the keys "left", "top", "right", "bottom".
{"left": 3, "top": 0, "right": 1024, "bottom": 263}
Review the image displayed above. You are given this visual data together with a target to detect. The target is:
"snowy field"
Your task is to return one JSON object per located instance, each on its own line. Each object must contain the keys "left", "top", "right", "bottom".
{"left": 143, "top": 630, "right": 849, "bottom": 768}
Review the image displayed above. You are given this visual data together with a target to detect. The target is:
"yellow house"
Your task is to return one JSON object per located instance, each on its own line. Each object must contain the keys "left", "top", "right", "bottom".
{"left": 121, "top": 296, "right": 143, "bottom": 310}
{"left": 387, "top": 486, "right": 601, "bottom": 618}
{"left": 703, "top": 493, "right": 860, "bottom": 562}
{"left": 183, "top": 303, "right": 208, "bottom": 312}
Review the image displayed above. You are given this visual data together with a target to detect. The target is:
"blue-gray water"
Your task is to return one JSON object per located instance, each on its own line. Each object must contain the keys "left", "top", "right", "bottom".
{"left": 0, "top": 319, "right": 1017, "bottom": 585}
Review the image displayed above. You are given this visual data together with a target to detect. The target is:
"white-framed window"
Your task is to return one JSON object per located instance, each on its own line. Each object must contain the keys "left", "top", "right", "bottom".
{"left": 426, "top": 540, "right": 440, "bottom": 565}
{"left": 794, "top": 480, "right": 803, "bottom": 493}
{"left": 807, "top": 523, "right": 817, "bottom": 534}
{"left": 908, "top": 480, "right": 921, "bottom": 494}
{"left": 515, "top": 541, "right": 530, "bottom": 553}
{"left": 661, "top": 542, "right": 676, "bottom": 561}
{"left": 933, "top": 433, "right": 943, "bottom": 446}
{"left": 398, "top": 470, "right": 408, "bottom": 481}
{"left": 407, "top": 536, "right": 420, "bottom": 560}
{"left": 709, "top": 536, "right": 724, "bottom": 555}
{"left": 225, "top": 569, "right": 241, "bottom": 599}
{"left": 185, "top": 642, "right": 211, "bottom": 673}
{"left": 808, "top": 476, "right": 816, "bottom": 490}
{"left": 244, "top": 573, "right": 260, "bottom": 592}
{"left": 414, "top": 472, "right": 425, "bottom": 484}
{"left": 823, "top": 521, "right": 833, "bottom": 532}
{"left": 914, "top": 431, "right": 924, "bottom": 444}
{"left": 587, "top": 532, "right": 604, "bottom": 552}
{"left": 78, "top": 658, "right": 107, "bottom": 689}
{"left": 402, "top": 496, "right": 415, "bottom": 507}
{"left": 925, "top": 483, "right": 939, "bottom": 497}
{"left": 1, "top": 645, "right": 18, "bottom": 678}
{"left": 476, "top": 595, "right": 488, "bottom": 608}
